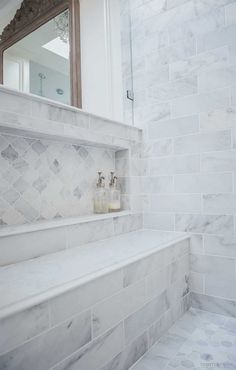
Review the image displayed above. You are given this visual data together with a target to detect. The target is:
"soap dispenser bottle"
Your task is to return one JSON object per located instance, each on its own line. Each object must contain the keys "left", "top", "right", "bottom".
{"left": 108, "top": 172, "right": 121, "bottom": 212}
{"left": 94, "top": 172, "right": 109, "bottom": 214}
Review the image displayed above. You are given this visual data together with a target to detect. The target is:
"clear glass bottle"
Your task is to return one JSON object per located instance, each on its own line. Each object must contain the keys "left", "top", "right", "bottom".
{"left": 94, "top": 172, "right": 109, "bottom": 214}
{"left": 108, "top": 172, "right": 121, "bottom": 212}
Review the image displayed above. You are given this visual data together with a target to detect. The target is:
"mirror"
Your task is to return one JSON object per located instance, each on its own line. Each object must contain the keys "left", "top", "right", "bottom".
{"left": 3, "top": 10, "right": 70, "bottom": 104}
{"left": 0, "top": 0, "right": 81, "bottom": 107}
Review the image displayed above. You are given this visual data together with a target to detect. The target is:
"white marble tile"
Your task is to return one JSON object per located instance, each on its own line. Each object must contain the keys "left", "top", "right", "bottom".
{"left": 175, "top": 213, "right": 234, "bottom": 234}
{"left": 205, "top": 276, "right": 236, "bottom": 300}
{"left": 232, "top": 128, "right": 236, "bottom": 148}
{"left": 148, "top": 194, "right": 201, "bottom": 213}
{"left": 113, "top": 214, "right": 142, "bottom": 236}
{"left": 191, "top": 292, "right": 236, "bottom": 317}
{"left": 66, "top": 219, "right": 115, "bottom": 249}
{"left": 0, "top": 91, "right": 32, "bottom": 116}
{"left": 197, "top": 24, "right": 236, "bottom": 53}
{"left": 147, "top": 76, "right": 198, "bottom": 102}
{"left": 190, "top": 253, "right": 235, "bottom": 279}
{"left": 142, "top": 138, "right": 173, "bottom": 157}
{"left": 100, "top": 332, "right": 148, "bottom": 370}
{"left": 141, "top": 177, "right": 174, "bottom": 194}
{"left": 204, "top": 234, "right": 236, "bottom": 258}
{"left": 131, "top": 0, "right": 166, "bottom": 23}
{"left": 169, "top": 8, "right": 226, "bottom": 44}
{"left": 148, "top": 115, "right": 199, "bottom": 139}
{"left": 203, "top": 193, "right": 236, "bottom": 214}
{"left": 232, "top": 85, "right": 236, "bottom": 105}
{"left": 0, "top": 227, "right": 67, "bottom": 266}
{"left": 0, "top": 231, "right": 188, "bottom": 312}
{"left": 200, "top": 107, "right": 236, "bottom": 130}
{"left": 229, "top": 44, "right": 236, "bottom": 64}
{"left": 133, "top": 66, "right": 169, "bottom": 92}
{"left": 148, "top": 36, "right": 196, "bottom": 64}
{"left": 146, "top": 269, "right": 168, "bottom": 300}
{"left": 149, "top": 154, "right": 200, "bottom": 175}
{"left": 198, "top": 65, "right": 236, "bottom": 92}
{"left": 143, "top": 213, "right": 175, "bottom": 231}
{"left": 0, "top": 303, "right": 49, "bottom": 355}
{"left": 50, "top": 269, "right": 123, "bottom": 326}
{"left": 174, "top": 172, "right": 233, "bottom": 193}
{"left": 123, "top": 252, "right": 163, "bottom": 288}
{"left": 171, "top": 89, "right": 229, "bottom": 117}
{"left": 124, "top": 291, "right": 169, "bottom": 344}
{"left": 92, "top": 280, "right": 146, "bottom": 338}
{"left": 170, "top": 46, "right": 228, "bottom": 80}
{"left": 0, "top": 310, "right": 91, "bottom": 370}
{"left": 190, "top": 271, "right": 204, "bottom": 294}
{"left": 174, "top": 130, "right": 231, "bottom": 154}
{"left": 190, "top": 234, "right": 204, "bottom": 254}
{"left": 201, "top": 150, "right": 236, "bottom": 172}
{"left": 53, "top": 323, "right": 123, "bottom": 370}
{"left": 225, "top": 1, "right": 236, "bottom": 25}
{"left": 136, "top": 102, "right": 171, "bottom": 125}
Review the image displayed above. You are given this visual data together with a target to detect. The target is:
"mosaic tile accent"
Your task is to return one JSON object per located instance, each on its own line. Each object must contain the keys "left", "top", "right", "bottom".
{"left": 0, "top": 134, "right": 115, "bottom": 226}
{"left": 133, "top": 308, "right": 236, "bottom": 370}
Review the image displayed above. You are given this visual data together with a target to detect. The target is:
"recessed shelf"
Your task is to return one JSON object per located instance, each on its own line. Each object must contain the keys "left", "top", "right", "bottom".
{"left": 0, "top": 210, "right": 131, "bottom": 238}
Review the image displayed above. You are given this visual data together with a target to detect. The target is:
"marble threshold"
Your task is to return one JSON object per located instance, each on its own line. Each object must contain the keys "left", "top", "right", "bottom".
{"left": 0, "top": 230, "right": 189, "bottom": 320}
{"left": 0, "top": 210, "right": 131, "bottom": 238}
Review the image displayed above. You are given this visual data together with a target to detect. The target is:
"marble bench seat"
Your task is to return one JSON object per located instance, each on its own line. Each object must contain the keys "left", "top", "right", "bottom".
{"left": 0, "top": 230, "right": 190, "bottom": 370}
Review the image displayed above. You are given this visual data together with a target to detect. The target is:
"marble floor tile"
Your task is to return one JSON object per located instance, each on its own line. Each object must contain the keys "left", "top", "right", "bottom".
{"left": 132, "top": 308, "right": 236, "bottom": 370}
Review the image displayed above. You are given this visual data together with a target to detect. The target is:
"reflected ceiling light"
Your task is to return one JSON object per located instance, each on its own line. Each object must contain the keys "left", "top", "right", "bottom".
{"left": 42, "top": 37, "right": 69, "bottom": 59}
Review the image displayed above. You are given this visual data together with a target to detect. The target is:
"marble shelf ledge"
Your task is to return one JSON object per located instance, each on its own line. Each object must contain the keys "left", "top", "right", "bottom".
{"left": 0, "top": 85, "right": 142, "bottom": 150}
{"left": 0, "top": 210, "right": 131, "bottom": 238}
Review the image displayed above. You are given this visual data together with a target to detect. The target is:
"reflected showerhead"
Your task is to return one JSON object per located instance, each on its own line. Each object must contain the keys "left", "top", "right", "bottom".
{"left": 38, "top": 73, "right": 46, "bottom": 79}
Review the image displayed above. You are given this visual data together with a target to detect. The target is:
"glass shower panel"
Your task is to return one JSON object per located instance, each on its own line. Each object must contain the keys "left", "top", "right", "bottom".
{"left": 120, "top": 0, "right": 134, "bottom": 126}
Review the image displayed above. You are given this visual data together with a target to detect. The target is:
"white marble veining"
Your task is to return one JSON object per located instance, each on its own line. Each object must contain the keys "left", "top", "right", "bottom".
{"left": 133, "top": 308, "right": 236, "bottom": 370}
{"left": 0, "top": 230, "right": 188, "bottom": 317}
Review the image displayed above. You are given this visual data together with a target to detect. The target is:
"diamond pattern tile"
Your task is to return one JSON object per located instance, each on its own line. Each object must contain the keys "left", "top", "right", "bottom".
{"left": 0, "top": 134, "right": 115, "bottom": 226}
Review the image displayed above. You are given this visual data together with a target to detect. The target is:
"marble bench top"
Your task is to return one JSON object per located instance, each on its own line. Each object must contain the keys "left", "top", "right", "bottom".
{"left": 0, "top": 230, "right": 189, "bottom": 318}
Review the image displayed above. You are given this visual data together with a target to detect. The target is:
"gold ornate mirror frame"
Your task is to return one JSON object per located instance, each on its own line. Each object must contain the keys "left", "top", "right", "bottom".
{"left": 0, "top": 0, "right": 82, "bottom": 108}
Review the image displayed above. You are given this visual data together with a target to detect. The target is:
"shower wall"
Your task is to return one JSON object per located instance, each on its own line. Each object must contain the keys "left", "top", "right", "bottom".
{"left": 125, "top": 0, "right": 236, "bottom": 316}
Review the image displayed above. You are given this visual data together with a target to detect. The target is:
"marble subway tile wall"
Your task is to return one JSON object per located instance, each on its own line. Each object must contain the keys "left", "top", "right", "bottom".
{"left": 123, "top": 0, "right": 236, "bottom": 316}
{"left": 0, "top": 133, "right": 115, "bottom": 226}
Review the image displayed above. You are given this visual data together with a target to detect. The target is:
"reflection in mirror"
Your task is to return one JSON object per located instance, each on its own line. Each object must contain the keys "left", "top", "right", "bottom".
{"left": 3, "top": 9, "right": 70, "bottom": 105}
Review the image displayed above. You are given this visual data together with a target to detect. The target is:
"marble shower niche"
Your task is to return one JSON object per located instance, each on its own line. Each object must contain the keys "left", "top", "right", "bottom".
{"left": 0, "top": 86, "right": 142, "bottom": 228}
{"left": 0, "top": 134, "right": 116, "bottom": 225}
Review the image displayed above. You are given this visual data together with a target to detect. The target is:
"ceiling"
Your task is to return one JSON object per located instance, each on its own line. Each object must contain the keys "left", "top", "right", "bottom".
{"left": 0, "top": 0, "right": 22, "bottom": 33}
